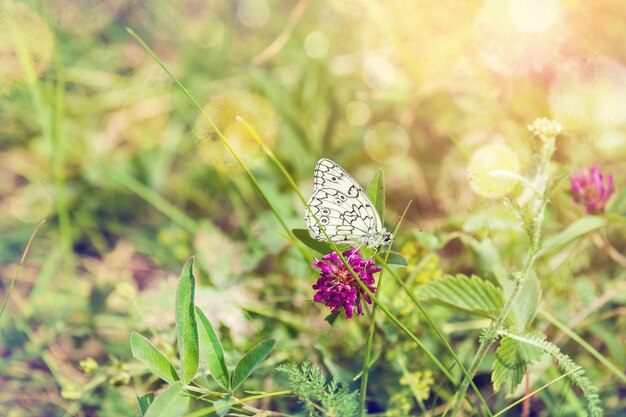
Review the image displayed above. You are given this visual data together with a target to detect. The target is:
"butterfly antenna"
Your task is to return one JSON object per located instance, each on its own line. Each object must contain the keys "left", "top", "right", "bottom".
{"left": 390, "top": 200, "right": 413, "bottom": 235}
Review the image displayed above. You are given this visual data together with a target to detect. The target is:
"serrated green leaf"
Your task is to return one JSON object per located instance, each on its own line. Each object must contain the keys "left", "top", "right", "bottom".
{"left": 176, "top": 257, "right": 199, "bottom": 384}
{"left": 293, "top": 228, "right": 333, "bottom": 254}
{"left": 144, "top": 382, "right": 189, "bottom": 417}
{"left": 232, "top": 339, "right": 276, "bottom": 391}
{"left": 130, "top": 332, "right": 178, "bottom": 384}
{"left": 367, "top": 168, "right": 385, "bottom": 222}
{"left": 415, "top": 274, "right": 505, "bottom": 321}
{"left": 137, "top": 392, "right": 155, "bottom": 416}
{"left": 385, "top": 251, "right": 408, "bottom": 267}
{"left": 538, "top": 216, "right": 607, "bottom": 258}
{"left": 492, "top": 337, "right": 542, "bottom": 395}
{"left": 195, "top": 307, "right": 230, "bottom": 391}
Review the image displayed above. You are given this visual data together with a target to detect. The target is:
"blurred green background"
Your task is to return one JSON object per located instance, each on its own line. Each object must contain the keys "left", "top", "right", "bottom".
{"left": 1, "top": 0, "right": 625, "bottom": 415}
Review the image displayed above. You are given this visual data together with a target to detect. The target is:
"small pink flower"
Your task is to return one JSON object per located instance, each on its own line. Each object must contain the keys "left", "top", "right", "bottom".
{"left": 312, "top": 249, "right": 380, "bottom": 319}
{"left": 570, "top": 166, "right": 615, "bottom": 214}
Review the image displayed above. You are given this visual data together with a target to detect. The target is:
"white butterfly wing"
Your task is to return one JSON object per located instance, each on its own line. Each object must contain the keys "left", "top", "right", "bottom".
{"left": 305, "top": 158, "right": 383, "bottom": 247}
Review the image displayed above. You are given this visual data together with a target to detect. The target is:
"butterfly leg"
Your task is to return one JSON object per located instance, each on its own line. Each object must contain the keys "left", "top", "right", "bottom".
{"left": 347, "top": 243, "right": 364, "bottom": 263}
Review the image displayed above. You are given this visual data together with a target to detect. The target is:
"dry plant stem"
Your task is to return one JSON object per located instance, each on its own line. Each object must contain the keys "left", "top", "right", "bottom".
{"left": 591, "top": 232, "right": 626, "bottom": 269}
{"left": 252, "top": 0, "right": 313, "bottom": 65}
{"left": 0, "top": 219, "right": 46, "bottom": 318}
{"left": 552, "top": 274, "right": 626, "bottom": 346}
{"left": 523, "top": 371, "right": 530, "bottom": 417}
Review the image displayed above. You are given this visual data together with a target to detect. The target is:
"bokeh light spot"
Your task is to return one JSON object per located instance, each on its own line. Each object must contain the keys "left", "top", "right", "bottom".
{"left": 195, "top": 91, "right": 279, "bottom": 173}
{"left": 474, "top": 0, "right": 564, "bottom": 76}
{"left": 362, "top": 54, "right": 396, "bottom": 90}
{"left": 467, "top": 143, "right": 520, "bottom": 199}
{"left": 345, "top": 101, "right": 371, "bottom": 126}
{"left": 549, "top": 56, "right": 626, "bottom": 135}
{"left": 304, "top": 31, "right": 330, "bottom": 59}
{"left": 508, "top": 0, "right": 560, "bottom": 34}
{"left": 364, "top": 121, "right": 410, "bottom": 163}
{"left": 237, "top": 0, "right": 270, "bottom": 28}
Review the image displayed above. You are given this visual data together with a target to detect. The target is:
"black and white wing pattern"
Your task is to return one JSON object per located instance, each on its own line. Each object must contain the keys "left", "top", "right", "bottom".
{"left": 305, "top": 158, "right": 392, "bottom": 249}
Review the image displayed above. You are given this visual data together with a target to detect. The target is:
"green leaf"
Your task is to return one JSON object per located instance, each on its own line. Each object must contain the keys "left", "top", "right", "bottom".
{"left": 367, "top": 168, "right": 385, "bottom": 222}
{"left": 232, "top": 339, "right": 277, "bottom": 391}
{"left": 324, "top": 311, "right": 340, "bottom": 326}
{"left": 137, "top": 392, "right": 155, "bottom": 416}
{"left": 195, "top": 307, "right": 230, "bottom": 391}
{"left": 385, "top": 251, "right": 408, "bottom": 267}
{"left": 293, "top": 228, "right": 332, "bottom": 254}
{"left": 144, "top": 381, "right": 189, "bottom": 417}
{"left": 606, "top": 186, "right": 626, "bottom": 214}
{"left": 176, "top": 257, "right": 199, "bottom": 384}
{"left": 492, "top": 337, "right": 542, "bottom": 395}
{"left": 510, "top": 274, "right": 541, "bottom": 331}
{"left": 130, "top": 332, "right": 178, "bottom": 384}
{"left": 415, "top": 274, "right": 505, "bottom": 321}
{"left": 538, "top": 216, "right": 607, "bottom": 258}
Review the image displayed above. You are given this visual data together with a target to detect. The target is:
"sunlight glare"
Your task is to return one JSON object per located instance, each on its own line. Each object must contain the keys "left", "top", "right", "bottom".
{"left": 508, "top": 0, "right": 560, "bottom": 34}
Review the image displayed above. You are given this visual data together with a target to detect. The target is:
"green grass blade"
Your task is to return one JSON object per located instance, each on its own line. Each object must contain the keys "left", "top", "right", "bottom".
{"left": 380, "top": 256, "right": 492, "bottom": 416}
{"left": 540, "top": 309, "right": 626, "bottom": 385}
{"left": 125, "top": 28, "right": 307, "bottom": 262}
{"left": 235, "top": 116, "right": 465, "bottom": 392}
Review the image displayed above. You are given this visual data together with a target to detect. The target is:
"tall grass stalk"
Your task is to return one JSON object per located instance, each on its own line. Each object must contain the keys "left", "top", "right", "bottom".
{"left": 5, "top": 0, "right": 74, "bottom": 272}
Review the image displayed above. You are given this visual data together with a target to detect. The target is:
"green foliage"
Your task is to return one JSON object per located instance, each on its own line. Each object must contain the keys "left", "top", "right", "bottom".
{"left": 137, "top": 393, "right": 155, "bottom": 416}
{"left": 293, "top": 228, "right": 333, "bottom": 255}
{"left": 143, "top": 382, "right": 189, "bottom": 417}
{"left": 232, "top": 339, "right": 277, "bottom": 391}
{"left": 501, "top": 330, "right": 603, "bottom": 417}
{"left": 492, "top": 336, "right": 543, "bottom": 395}
{"left": 366, "top": 168, "right": 385, "bottom": 222}
{"left": 3, "top": 1, "right": 624, "bottom": 415}
{"left": 195, "top": 307, "right": 230, "bottom": 390}
{"left": 130, "top": 332, "right": 179, "bottom": 384}
{"left": 277, "top": 360, "right": 359, "bottom": 417}
{"left": 537, "top": 216, "right": 607, "bottom": 259}
{"left": 415, "top": 274, "right": 506, "bottom": 321}
{"left": 175, "top": 257, "right": 199, "bottom": 384}
{"left": 130, "top": 258, "right": 277, "bottom": 416}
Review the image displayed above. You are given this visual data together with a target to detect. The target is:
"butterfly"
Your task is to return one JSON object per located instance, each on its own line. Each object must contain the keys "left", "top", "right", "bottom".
{"left": 305, "top": 158, "right": 393, "bottom": 250}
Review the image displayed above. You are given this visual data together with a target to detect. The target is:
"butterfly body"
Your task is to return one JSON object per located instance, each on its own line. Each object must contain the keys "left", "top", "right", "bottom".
{"left": 305, "top": 158, "right": 392, "bottom": 250}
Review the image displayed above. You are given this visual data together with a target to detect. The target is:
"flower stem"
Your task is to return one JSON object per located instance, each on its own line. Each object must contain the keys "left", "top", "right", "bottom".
{"left": 450, "top": 136, "right": 555, "bottom": 415}
{"left": 359, "top": 250, "right": 391, "bottom": 416}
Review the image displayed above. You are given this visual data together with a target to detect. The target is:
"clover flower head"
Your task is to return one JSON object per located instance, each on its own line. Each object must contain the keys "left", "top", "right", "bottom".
{"left": 312, "top": 249, "right": 380, "bottom": 319}
{"left": 570, "top": 166, "right": 615, "bottom": 214}
{"left": 527, "top": 117, "right": 562, "bottom": 141}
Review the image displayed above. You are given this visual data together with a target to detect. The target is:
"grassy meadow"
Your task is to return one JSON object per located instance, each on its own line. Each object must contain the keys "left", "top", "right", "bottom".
{"left": 1, "top": 1, "right": 626, "bottom": 416}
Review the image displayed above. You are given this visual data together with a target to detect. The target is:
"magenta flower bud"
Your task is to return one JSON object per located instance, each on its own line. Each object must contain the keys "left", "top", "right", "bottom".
{"left": 570, "top": 166, "right": 615, "bottom": 214}
{"left": 311, "top": 249, "right": 380, "bottom": 319}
